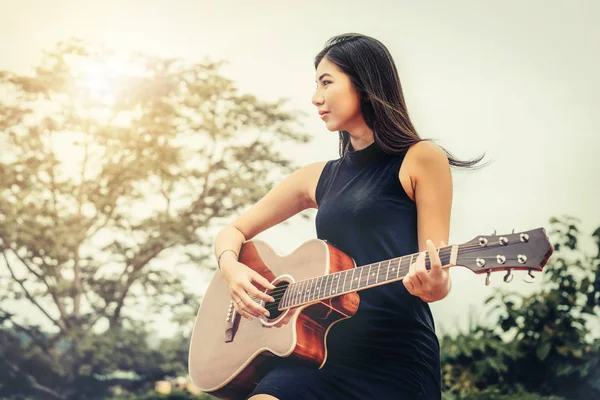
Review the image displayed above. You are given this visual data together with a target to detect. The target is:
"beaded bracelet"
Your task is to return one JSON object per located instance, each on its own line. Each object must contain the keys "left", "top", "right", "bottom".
{"left": 217, "top": 249, "right": 238, "bottom": 269}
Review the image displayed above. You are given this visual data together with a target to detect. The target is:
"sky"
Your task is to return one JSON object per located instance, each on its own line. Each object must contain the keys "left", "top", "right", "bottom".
{"left": 1, "top": 0, "right": 598, "bottom": 337}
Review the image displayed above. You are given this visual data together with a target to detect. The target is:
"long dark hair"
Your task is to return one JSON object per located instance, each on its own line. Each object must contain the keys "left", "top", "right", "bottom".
{"left": 315, "top": 33, "right": 488, "bottom": 169}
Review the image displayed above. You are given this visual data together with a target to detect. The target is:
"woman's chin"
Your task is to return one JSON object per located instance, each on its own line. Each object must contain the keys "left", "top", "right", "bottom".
{"left": 324, "top": 121, "right": 340, "bottom": 132}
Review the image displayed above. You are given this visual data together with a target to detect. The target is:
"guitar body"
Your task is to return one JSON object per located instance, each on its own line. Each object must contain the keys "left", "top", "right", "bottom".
{"left": 188, "top": 238, "right": 360, "bottom": 400}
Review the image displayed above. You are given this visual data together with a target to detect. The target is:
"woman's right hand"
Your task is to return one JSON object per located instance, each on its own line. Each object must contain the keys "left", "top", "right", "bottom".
{"left": 220, "top": 260, "right": 276, "bottom": 320}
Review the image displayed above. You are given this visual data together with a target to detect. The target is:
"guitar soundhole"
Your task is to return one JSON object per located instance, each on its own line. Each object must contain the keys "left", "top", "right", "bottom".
{"left": 264, "top": 281, "right": 289, "bottom": 320}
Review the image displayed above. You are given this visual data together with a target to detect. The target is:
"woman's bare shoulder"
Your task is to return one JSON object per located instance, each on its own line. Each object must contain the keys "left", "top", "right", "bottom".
{"left": 400, "top": 141, "right": 450, "bottom": 200}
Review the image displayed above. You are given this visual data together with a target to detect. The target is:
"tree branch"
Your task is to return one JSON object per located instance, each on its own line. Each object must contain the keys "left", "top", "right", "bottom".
{"left": 6, "top": 246, "right": 71, "bottom": 331}
{"left": 81, "top": 286, "right": 109, "bottom": 335}
{"left": 2, "top": 312, "right": 54, "bottom": 359}
{"left": 108, "top": 242, "right": 168, "bottom": 328}
{"left": 2, "top": 252, "right": 67, "bottom": 332}
{"left": 0, "top": 355, "right": 66, "bottom": 400}
{"left": 73, "top": 132, "right": 90, "bottom": 318}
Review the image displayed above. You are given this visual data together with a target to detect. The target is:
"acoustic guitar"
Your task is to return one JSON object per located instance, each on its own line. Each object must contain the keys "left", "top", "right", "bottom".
{"left": 188, "top": 228, "right": 553, "bottom": 399}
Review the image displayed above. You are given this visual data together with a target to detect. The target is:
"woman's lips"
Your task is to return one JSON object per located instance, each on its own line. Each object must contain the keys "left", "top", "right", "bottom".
{"left": 320, "top": 112, "right": 330, "bottom": 120}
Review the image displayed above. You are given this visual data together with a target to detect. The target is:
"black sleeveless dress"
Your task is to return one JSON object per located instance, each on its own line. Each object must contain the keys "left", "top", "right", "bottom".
{"left": 247, "top": 142, "right": 441, "bottom": 400}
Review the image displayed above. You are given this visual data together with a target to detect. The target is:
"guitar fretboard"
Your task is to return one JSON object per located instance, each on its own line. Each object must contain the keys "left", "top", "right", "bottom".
{"left": 279, "top": 246, "right": 454, "bottom": 309}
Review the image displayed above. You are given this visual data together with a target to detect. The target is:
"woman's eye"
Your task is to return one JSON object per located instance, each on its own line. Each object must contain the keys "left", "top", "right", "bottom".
{"left": 323, "top": 80, "right": 331, "bottom": 86}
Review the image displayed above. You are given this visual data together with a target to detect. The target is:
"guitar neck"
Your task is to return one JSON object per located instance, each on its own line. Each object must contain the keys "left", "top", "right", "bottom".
{"left": 279, "top": 245, "right": 458, "bottom": 309}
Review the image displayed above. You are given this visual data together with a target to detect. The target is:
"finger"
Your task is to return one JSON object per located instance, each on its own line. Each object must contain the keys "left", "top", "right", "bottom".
{"left": 410, "top": 252, "right": 425, "bottom": 287}
{"left": 404, "top": 255, "right": 420, "bottom": 294}
{"left": 408, "top": 253, "right": 418, "bottom": 275}
{"left": 404, "top": 276, "right": 416, "bottom": 294}
{"left": 240, "top": 284, "right": 270, "bottom": 317}
{"left": 414, "top": 252, "right": 428, "bottom": 284}
{"left": 232, "top": 296, "right": 253, "bottom": 320}
{"left": 251, "top": 273, "right": 276, "bottom": 291}
{"left": 247, "top": 279, "right": 276, "bottom": 303}
{"left": 403, "top": 275, "right": 411, "bottom": 293}
{"left": 237, "top": 305, "right": 254, "bottom": 320}
{"left": 427, "top": 240, "right": 443, "bottom": 277}
{"left": 235, "top": 289, "right": 262, "bottom": 318}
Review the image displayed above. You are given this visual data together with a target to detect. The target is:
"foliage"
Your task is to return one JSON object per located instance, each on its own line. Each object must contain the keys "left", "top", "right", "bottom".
{"left": 112, "top": 390, "right": 214, "bottom": 400}
{"left": 0, "top": 37, "right": 310, "bottom": 399}
{"left": 441, "top": 216, "right": 600, "bottom": 399}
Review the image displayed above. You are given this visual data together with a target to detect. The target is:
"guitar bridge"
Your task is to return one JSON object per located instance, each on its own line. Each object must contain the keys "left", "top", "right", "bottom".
{"left": 224, "top": 300, "right": 240, "bottom": 342}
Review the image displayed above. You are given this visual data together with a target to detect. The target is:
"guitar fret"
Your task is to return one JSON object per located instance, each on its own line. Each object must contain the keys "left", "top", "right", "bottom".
{"left": 333, "top": 272, "right": 340, "bottom": 295}
{"left": 322, "top": 274, "right": 330, "bottom": 298}
{"left": 367, "top": 264, "right": 374, "bottom": 286}
{"left": 400, "top": 257, "right": 405, "bottom": 275}
{"left": 344, "top": 268, "right": 356, "bottom": 292}
{"left": 290, "top": 283, "right": 297, "bottom": 306}
{"left": 328, "top": 272, "right": 336, "bottom": 295}
{"left": 278, "top": 245, "right": 467, "bottom": 308}
{"left": 318, "top": 275, "right": 325, "bottom": 299}
{"left": 281, "top": 286, "right": 288, "bottom": 308}
{"left": 359, "top": 266, "right": 365, "bottom": 288}
{"left": 295, "top": 281, "right": 302, "bottom": 306}
{"left": 358, "top": 266, "right": 363, "bottom": 287}
{"left": 304, "top": 279, "right": 312, "bottom": 303}
{"left": 385, "top": 260, "right": 390, "bottom": 281}
{"left": 298, "top": 281, "right": 306, "bottom": 304}
{"left": 296, "top": 281, "right": 303, "bottom": 305}
{"left": 298, "top": 281, "right": 305, "bottom": 304}
{"left": 303, "top": 279, "right": 310, "bottom": 304}
{"left": 304, "top": 278, "right": 311, "bottom": 303}
{"left": 304, "top": 279, "right": 311, "bottom": 303}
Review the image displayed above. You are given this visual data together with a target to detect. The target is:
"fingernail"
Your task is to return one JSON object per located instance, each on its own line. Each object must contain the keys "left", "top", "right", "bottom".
{"left": 270, "top": 297, "right": 275, "bottom": 302}
{"left": 264, "top": 311, "right": 270, "bottom": 317}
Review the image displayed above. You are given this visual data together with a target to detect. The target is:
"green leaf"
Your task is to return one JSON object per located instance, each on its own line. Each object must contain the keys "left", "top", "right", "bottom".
{"left": 537, "top": 341, "right": 552, "bottom": 360}
{"left": 581, "top": 277, "right": 591, "bottom": 293}
{"left": 557, "top": 363, "right": 574, "bottom": 376}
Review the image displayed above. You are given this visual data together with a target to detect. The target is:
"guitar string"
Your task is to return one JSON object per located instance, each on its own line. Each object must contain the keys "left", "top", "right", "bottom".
{"left": 260, "top": 243, "right": 531, "bottom": 298}
{"left": 231, "top": 240, "right": 528, "bottom": 297}
{"left": 252, "top": 255, "right": 533, "bottom": 308}
{"left": 236, "top": 242, "right": 538, "bottom": 306}
{"left": 261, "top": 255, "right": 534, "bottom": 300}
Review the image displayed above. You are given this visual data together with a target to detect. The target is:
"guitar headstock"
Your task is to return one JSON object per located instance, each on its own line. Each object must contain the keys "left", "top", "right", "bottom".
{"left": 456, "top": 228, "right": 554, "bottom": 284}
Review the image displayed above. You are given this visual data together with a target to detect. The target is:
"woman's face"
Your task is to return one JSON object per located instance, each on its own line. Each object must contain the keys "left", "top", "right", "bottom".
{"left": 312, "top": 57, "right": 363, "bottom": 132}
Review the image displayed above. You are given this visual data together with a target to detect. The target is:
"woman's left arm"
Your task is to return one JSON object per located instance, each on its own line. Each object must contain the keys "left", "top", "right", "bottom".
{"left": 403, "top": 141, "right": 453, "bottom": 303}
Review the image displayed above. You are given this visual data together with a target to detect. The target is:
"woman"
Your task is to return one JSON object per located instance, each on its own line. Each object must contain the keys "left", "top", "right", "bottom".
{"left": 214, "top": 33, "right": 485, "bottom": 400}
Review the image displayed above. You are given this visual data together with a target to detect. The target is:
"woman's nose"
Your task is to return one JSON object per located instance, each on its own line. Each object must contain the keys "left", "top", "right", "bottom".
{"left": 312, "top": 92, "right": 324, "bottom": 107}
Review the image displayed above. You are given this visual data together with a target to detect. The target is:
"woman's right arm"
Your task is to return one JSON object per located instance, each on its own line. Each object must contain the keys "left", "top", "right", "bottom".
{"left": 214, "top": 160, "right": 327, "bottom": 320}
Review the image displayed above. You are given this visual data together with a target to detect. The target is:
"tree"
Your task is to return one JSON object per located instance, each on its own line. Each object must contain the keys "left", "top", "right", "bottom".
{"left": 440, "top": 216, "right": 600, "bottom": 399}
{"left": 0, "top": 37, "right": 311, "bottom": 399}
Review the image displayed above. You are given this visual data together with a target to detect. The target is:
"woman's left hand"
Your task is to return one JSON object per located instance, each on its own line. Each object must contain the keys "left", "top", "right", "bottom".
{"left": 403, "top": 239, "right": 452, "bottom": 302}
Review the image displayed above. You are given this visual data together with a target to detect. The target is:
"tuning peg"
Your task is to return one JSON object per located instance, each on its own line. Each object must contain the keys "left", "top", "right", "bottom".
{"left": 491, "top": 230, "right": 497, "bottom": 236}
{"left": 503, "top": 269, "right": 514, "bottom": 283}
{"left": 523, "top": 270, "right": 536, "bottom": 284}
{"left": 512, "top": 228, "right": 516, "bottom": 234}
{"left": 485, "top": 271, "right": 492, "bottom": 286}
